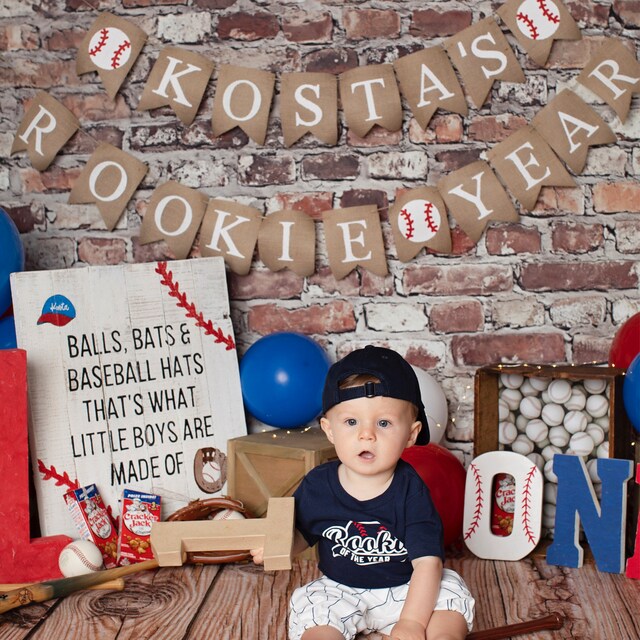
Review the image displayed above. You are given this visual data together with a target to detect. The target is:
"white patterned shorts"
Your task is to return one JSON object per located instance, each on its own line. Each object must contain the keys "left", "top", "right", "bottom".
{"left": 288, "top": 567, "right": 474, "bottom": 640}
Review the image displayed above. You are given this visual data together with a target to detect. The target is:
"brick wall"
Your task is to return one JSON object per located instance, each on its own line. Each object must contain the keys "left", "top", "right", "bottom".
{"left": 1, "top": 0, "right": 639, "bottom": 459}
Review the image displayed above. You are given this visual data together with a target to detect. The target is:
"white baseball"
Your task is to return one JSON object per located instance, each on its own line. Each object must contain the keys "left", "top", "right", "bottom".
{"left": 511, "top": 434, "right": 534, "bottom": 456}
{"left": 516, "top": 414, "right": 529, "bottom": 432}
{"left": 520, "top": 396, "right": 542, "bottom": 419}
{"left": 541, "top": 403, "right": 564, "bottom": 427}
{"left": 527, "top": 452, "right": 544, "bottom": 471}
{"left": 498, "top": 398, "right": 511, "bottom": 421}
{"left": 563, "top": 410, "right": 587, "bottom": 434}
{"left": 544, "top": 481, "right": 558, "bottom": 504}
{"left": 566, "top": 388, "right": 586, "bottom": 411}
{"left": 499, "top": 420, "right": 518, "bottom": 445}
{"left": 212, "top": 509, "right": 246, "bottom": 521}
{"left": 596, "top": 441, "right": 610, "bottom": 459}
{"left": 88, "top": 27, "right": 132, "bottom": 70}
{"left": 59, "top": 539, "right": 104, "bottom": 577}
{"left": 586, "top": 423, "right": 605, "bottom": 446}
{"left": 540, "top": 443, "right": 561, "bottom": 461}
{"left": 520, "top": 379, "right": 538, "bottom": 396}
{"left": 548, "top": 425, "right": 569, "bottom": 447}
{"left": 583, "top": 378, "right": 607, "bottom": 395}
{"left": 595, "top": 415, "right": 610, "bottom": 431}
{"left": 501, "top": 388, "right": 523, "bottom": 411}
{"left": 201, "top": 459, "right": 221, "bottom": 486}
{"left": 586, "top": 394, "right": 609, "bottom": 419}
{"left": 547, "top": 379, "right": 572, "bottom": 404}
{"left": 542, "top": 501, "right": 557, "bottom": 528}
{"left": 529, "top": 377, "right": 549, "bottom": 392}
{"left": 516, "top": 0, "right": 561, "bottom": 41}
{"left": 397, "top": 199, "right": 441, "bottom": 243}
{"left": 525, "top": 418, "right": 548, "bottom": 443}
{"left": 500, "top": 373, "right": 524, "bottom": 389}
{"left": 544, "top": 458, "right": 557, "bottom": 483}
{"left": 569, "top": 432, "right": 594, "bottom": 457}
{"left": 537, "top": 437, "right": 550, "bottom": 450}
{"left": 586, "top": 458, "right": 601, "bottom": 483}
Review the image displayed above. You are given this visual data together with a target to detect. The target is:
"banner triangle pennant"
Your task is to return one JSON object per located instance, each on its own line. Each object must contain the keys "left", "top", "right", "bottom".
{"left": 577, "top": 38, "right": 640, "bottom": 123}
{"left": 498, "top": 0, "right": 581, "bottom": 66}
{"left": 11, "top": 91, "right": 79, "bottom": 171}
{"left": 69, "top": 143, "right": 148, "bottom": 231}
{"left": 444, "top": 17, "right": 525, "bottom": 109}
{"left": 390, "top": 188, "right": 452, "bottom": 261}
{"left": 77, "top": 13, "right": 147, "bottom": 100}
{"left": 138, "top": 47, "right": 215, "bottom": 126}
{"left": 487, "top": 126, "right": 576, "bottom": 211}
{"left": 531, "top": 88, "right": 616, "bottom": 174}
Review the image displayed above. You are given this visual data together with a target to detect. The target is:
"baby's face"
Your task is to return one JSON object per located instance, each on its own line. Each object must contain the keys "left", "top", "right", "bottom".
{"left": 321, "top": 395, "right": 421, "bottom": 481}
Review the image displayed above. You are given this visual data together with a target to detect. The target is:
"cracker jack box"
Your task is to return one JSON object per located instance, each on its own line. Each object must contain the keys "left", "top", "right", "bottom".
{"left": 117, "top": 489, "right": 161, "bottom": 565}
{"left": 64, "top": 484, "right": 118, "bottom": 568}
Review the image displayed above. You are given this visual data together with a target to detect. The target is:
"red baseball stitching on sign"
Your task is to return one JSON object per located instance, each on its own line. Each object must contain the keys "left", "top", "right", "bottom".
{"left": 155, "top": 261, "right": 236, "bottom": 350}
{"left": 111, "top": 40, "right": 131, "bottom": 69}
{"left": 522, "top": 465, "right": 538, "bottom": 544}
{"left": 517, "top": 12, "right": 539, "bottom": 39}
{"left": 67, "top": 545, "right": 102, "bottom": 572}
{"left": 463, "top": 463, "right": 483, "bottom": 540}
{"left": 537, "top": 0, "right": 560, "bottom": 23}
{"left": 37, "top": 459, "right": 79, "bottom": 491}
{"left": 399, "top": 207, "right": 414, "bottom": 240}
{"left": 424, "top": 201, "right": 438, "bottom": 234}
{"left": 89, "top": 28, "right": 109, "bottom": 57}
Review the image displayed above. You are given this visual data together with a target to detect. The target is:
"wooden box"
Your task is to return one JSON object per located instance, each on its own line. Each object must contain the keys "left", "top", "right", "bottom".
{"left": 474, "top": 363, "right": 638, "bottom": 549}
{"left": 227, "top": 428, "right": 337, "bottom": 518}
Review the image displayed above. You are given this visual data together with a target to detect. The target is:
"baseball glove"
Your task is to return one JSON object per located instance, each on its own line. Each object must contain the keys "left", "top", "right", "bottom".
{"left": 167, "top": 496, "right": 255, "bottom": 565}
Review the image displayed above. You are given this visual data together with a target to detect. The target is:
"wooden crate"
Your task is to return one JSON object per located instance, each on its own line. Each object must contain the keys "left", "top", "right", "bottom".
{"left": 227, "top": 428, "right": 337, "bottom": 518}
{"left": 473, "top": 363, "right": 638, "bottom": 551}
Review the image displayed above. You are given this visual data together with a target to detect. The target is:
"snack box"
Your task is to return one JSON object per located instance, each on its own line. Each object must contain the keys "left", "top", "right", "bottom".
{"left": 117, "top": 489, "right": 161, "bottom": 565}
{"left": 64, "top": 483, "right": 119, "bottom": 569}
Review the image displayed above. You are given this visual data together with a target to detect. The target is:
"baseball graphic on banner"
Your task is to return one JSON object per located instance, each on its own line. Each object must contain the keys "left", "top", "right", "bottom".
{"left": 516, "top": 0, "right": 560, "bottom": 40}
{"left": 397, "top": 199, "right": 441, "bottom": 243}
{"left": 88, "top": 27, "right": 132, "bottom": 70}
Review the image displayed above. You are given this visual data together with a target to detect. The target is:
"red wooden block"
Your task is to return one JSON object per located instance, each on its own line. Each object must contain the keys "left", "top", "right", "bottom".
{"left": 0, "top": 349, "right": 71, "bottom": 582}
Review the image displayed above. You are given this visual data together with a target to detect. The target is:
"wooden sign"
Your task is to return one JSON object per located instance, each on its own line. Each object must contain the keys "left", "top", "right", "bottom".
{"left": 11, "top": 257, "right": 246, "bottom": 538}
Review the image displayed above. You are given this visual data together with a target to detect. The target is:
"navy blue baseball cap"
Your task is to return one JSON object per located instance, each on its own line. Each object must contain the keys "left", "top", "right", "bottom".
{"left": 322, "top": 345, "right": 430, "bottom": 445}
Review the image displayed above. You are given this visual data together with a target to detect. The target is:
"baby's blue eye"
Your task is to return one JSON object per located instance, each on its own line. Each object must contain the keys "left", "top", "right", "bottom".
{"left": 346, "top": 418, "right": 357, "bottom": 426}
{"left": 378, "top": 419, "right": 390, "bottom": 428}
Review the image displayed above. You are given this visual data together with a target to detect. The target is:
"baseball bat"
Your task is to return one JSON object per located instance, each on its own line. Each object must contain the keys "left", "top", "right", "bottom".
{"left": 0, "top": 559, "right": 158, "bottom": 616}
{"left": 0, "top": 579, "right": 125, "bottom": 592}
{"left": 466, "top": 612, "right": 565, "bottom": 640}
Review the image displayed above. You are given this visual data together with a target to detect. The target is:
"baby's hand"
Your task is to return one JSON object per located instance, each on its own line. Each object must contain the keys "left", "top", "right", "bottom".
{"left": 250, "top": 547, "right": 264, "bottom": 565}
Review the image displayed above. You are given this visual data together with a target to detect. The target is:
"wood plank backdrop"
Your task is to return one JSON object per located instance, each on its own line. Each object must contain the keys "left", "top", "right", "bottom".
{"left": 1, "top": 554, "right": 639, "bottom": 639}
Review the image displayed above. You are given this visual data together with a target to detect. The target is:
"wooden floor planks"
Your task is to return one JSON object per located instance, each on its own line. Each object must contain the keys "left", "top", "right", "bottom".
{"left": 1, "top": 554, "right": 640, "bottom": 639}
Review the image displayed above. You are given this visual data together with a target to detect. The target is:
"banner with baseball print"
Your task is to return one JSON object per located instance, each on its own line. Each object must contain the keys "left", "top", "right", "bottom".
{"left": 280, "top": 72, "right": 338, "bottom": 147}
{"left": 393, "top": 47, "right": 468, "bottom": 131}
{"left": 77, "top": 13, "right": 147, "bottom": 100}
{"left": 69, "top": 143, "right": 148, "bottom": 231}
{"left": 138, "top": 47, "right": 215, "bottom": 126}
{"left": 139, "top": 181, "right": 209, "bottom": 259}
{"left": 444, "top": 17, "right": 525, "bottom": 109}
{"left": 486, "top": 127, "right": 575, "bottom": 211}
{"left": 258, "top": 209, "right": 317, "bottom": 277}
{"left": 339, "top": 65, "right": 403, "bottom": 138}
{"left": 577, "top": 38, "right": 640, "bottom": 123}
{"left": 11, "top": 91, "right": 80, "bottom": 171}
{"left": 199, "top": 199, "right": 263, "bottom": 275}
{"left": 11, "top": 257, "right": 246, "bottom": 538}
{"left": 211, "top": 65, "right": 275, "bottom": 145}
{"left": 438, "top": 160, "right": 519, "bottom": 242}
{"left": 531, "top": 89, "right": 617, "bottom": 174}
{"left": 498, "top": 0, "right": 581, "bottom": 67}
{"left": 390, "top": 188, "right": 451, "bottom": 262}
{"left": 323, "top": 205, "right": 388, "bottom": 280}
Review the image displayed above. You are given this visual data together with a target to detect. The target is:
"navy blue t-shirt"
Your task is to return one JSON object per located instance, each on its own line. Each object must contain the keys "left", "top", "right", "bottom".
{"left": 294, "top": 459, "right": 444, "bottom": 589}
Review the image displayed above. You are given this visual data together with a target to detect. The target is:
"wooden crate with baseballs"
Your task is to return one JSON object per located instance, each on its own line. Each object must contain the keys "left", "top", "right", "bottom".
{"left": 473, "top": 363, "right": 637, "bottom": 550}
{"left": 227, "top": 428, "right": 336, "bottom": 518}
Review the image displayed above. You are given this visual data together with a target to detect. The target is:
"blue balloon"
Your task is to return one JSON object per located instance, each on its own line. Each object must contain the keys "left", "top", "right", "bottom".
{"left": 240, "top": 332, "right": 330, "bottom": 429}
{"left": 0, "top": 208, "right": 25, "bottom": 316}
{"left": 624, "top": 353, "right": 640, "bottom": 433}
{"left": 0, "top": 315, "right": 16, "bottom": 350}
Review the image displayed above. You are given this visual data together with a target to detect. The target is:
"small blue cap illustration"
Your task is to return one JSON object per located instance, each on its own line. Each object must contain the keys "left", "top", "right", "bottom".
{"left": 37, "top": 294, "right": 76, "bottom": 327}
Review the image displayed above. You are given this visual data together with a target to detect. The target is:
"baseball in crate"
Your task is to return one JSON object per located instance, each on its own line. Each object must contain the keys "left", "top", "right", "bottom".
{"left": 117, "top": 489, "right": 162, "bottom": 565}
